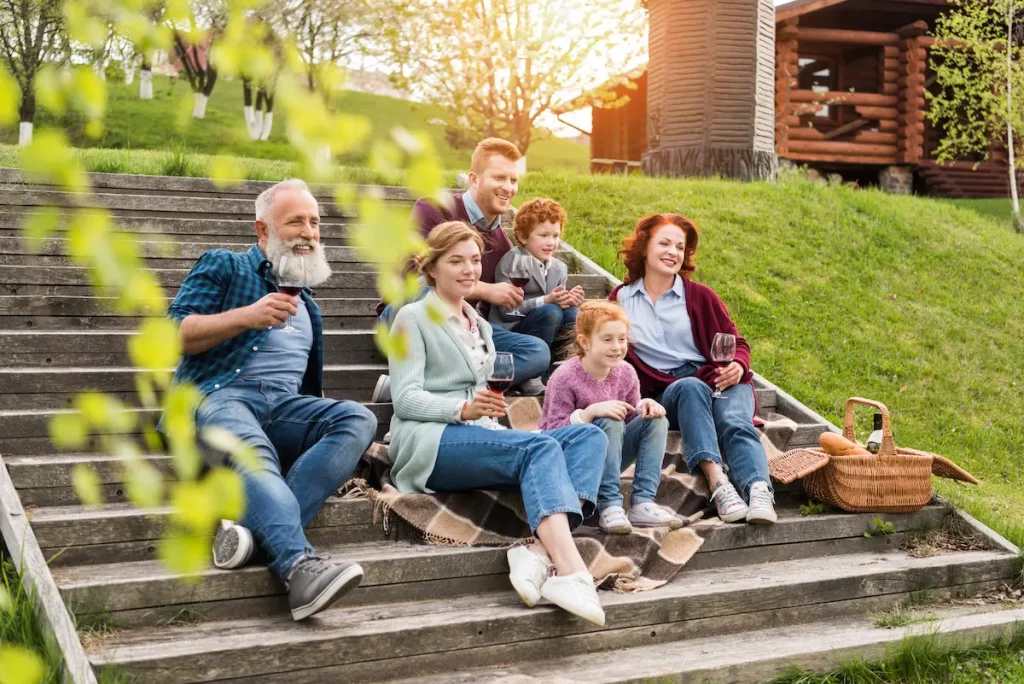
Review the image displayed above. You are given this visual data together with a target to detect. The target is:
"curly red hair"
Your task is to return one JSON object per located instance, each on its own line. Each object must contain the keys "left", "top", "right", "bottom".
{"left": 618, "top": 213, "right": 699, "bottom": 284}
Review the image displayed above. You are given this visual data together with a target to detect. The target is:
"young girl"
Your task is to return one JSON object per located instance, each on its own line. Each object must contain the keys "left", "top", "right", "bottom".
{"left": 539, "top": 301, "right": 681, "bottom": 534}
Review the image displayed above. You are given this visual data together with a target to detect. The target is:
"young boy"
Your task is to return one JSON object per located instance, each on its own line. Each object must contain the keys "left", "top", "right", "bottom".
{"left": 490, "top": 198, "right": 584, "bottom": 363}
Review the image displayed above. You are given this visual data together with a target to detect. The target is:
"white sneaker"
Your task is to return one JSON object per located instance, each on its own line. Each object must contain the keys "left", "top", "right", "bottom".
{"left": 710, "top": 481, "right": 749, "bottom": 523}
{"left": 371, "top": 374, "right": 391, "bottom": 403}
{"left": 628, "top": 502, "right": 684, "bottom": 529}
{"left": 746, "top": 481, "right": 777, "bottom": 524}
{"left": 598, "top": 506, "right": 633, "bottom": 534}
{"left": 540, "top": 571, "right": 606, "bottom": 627}
{"left": 507, "top": 546, "right": 551, "bottom": 608}
{"left": 212, "top": 520, "right": 254, "bottom": 569}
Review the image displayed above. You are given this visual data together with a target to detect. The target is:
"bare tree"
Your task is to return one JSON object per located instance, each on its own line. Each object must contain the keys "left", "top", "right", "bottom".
{"left": 0, "top": 0, "right": 69, "bottom": 144}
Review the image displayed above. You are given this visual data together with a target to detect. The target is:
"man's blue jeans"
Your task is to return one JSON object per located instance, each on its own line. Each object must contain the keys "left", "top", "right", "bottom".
{"left": 379, "top": 287, "right": 549, "bottom": 385}
{"left": 426, "top": 424, "right": 607, "bottom": 532}
{"left": 196, "top": 380, "right": 378, "bottom": 579}
{"left": 511, "top": 303, "right": 579, "bottom": 359}
{"left": 658, "top": 376, "right": 770, "bottom": 499}
{"left": 593, "top": 416, "right": 669, "bottom": 510}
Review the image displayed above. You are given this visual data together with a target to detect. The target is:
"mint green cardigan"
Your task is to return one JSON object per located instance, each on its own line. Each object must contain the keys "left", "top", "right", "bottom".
{"left": 387, "top": 291, "right": 495, "bottom": 493}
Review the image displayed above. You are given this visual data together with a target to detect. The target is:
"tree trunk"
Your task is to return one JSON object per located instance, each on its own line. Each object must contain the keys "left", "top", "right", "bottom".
{"left": 18, "top": 93, "right": 35, "bottom": 146}
{"left": 193, "top": 93, "right": 209, "bottom": 118}
{"left": 242, "top": 79, "right": 259, "bottom": 139}
{"left": 125, "top": 66, "right": 136, "bottom": 84}
{"left": 258, "top": 93, "right": 275, "bottom": 141}
{"left": 140, "top": 68, "right": 153, "bottom": 99}
{"left": 1007, "top": 1, "right": 1023, "bottom": 232}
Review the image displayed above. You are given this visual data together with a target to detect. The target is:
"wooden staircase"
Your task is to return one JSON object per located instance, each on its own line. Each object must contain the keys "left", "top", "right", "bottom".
{"left": 0, "top": 170, "right": 1019, "bottom": 683}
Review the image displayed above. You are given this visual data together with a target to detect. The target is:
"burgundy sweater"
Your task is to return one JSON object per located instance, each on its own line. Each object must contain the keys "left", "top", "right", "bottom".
{"left": 609, "top": 279, "right": 754, "bottom": 399}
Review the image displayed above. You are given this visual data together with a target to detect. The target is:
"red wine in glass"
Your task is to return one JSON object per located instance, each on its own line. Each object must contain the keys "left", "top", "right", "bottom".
{"left": 279, "top": 285, "right": 302, "bottom": 297}
{"left": 509, "top": 276, "right": 530, "bottom": 288}
{"left": 487, "top": 379, "right": 514, "bottom": 395}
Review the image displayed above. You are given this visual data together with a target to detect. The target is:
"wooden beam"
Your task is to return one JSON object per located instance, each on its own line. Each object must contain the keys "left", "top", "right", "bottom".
{"left": 788, "top": 128, "right": 898, "bottom": 145}
{"left": 0, "top": 458, "right": 98, "bottom": 684}
{"left": 775, "top": 0, "right": 848, "bottom": 23}
{"left": 783, "top": 151, "right": 900, "bottom": 165}
{"left": 856, "top": 105, "right": 900, "bottom": 120}
{"left": 788, "top": 140, "right": 899, "bottom": 157}
{"left": 795, "top": 27, "right": 901, "bottom": 47}
{"left": 789, "top": 90, "right": 899, "bottom": 107}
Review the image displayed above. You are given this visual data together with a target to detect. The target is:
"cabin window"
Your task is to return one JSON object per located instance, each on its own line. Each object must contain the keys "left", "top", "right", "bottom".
{"left": 798, "top": 57, "right": 836, "bottom": 119}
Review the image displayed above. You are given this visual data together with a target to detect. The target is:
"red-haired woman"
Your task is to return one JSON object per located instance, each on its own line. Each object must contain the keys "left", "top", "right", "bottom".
{"left": 609, "top": 214, "right": 776, "bottom": 525}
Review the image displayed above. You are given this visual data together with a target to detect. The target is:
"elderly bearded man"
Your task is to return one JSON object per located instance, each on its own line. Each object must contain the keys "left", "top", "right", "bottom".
{"left": 166, "top": 179, "right": 377, "bottom": 621}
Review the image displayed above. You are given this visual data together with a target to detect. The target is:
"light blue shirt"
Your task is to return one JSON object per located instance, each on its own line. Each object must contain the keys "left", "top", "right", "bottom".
{"left": 461, "top": 191, "right": 501, "bottom": 232}
{"left": 235, "top": 297, "right": 313, "bottom": 393}
{"left": 620, "top": 276, "right": 705, "bottom": 372}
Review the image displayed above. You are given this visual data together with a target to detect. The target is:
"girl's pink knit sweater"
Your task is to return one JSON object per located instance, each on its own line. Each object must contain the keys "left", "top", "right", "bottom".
{"left": 538, "top": 357, "right": 642, "bottom": 430}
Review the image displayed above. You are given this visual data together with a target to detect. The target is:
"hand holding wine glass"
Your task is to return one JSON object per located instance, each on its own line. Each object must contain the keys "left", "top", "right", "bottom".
{"left": 506, "top": 254, "right": 531, "bottom": 317}
{"left": 277, "top": 254, "right": 307, "bottom": 334}
{"left": 710, "top": 332, "right": 737, "bottom": 399}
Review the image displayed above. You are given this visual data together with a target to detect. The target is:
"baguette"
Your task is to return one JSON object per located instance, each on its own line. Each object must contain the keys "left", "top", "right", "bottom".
{"left": 819, "top": 432, "right": 871, "bottom": 456}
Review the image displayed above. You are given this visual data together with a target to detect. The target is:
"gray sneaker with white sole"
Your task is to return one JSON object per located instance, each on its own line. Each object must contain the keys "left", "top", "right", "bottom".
{"left": 287, "top": 555, "right": 364, "bottom": 621}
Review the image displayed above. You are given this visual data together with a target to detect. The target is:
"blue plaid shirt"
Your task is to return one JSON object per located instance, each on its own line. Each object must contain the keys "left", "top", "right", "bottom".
{"left": 168, "top": 245, "right": 324, "bottom": 397}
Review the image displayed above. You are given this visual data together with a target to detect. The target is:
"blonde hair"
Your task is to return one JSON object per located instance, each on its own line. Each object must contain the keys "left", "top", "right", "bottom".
{"left": 573, "top": 300, "right": 630, "bottom": 357}
{"left": 415, "top": 221, "right": 484, "bottom": 287}
{"left": 514, "top": 198, "right": 567, "bottom": 244}
{"left": 470, "top": 138, "right": 521, "bottom": 174}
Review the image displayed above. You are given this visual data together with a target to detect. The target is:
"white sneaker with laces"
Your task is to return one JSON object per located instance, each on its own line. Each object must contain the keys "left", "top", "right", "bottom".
{"left": 710, "top": 481, "right": 749, "bottom": 523}
{"left": 371, "top": 375, "right": 391, "bottom": 403}
{"left": 507, "top": 546, "right": 551, "bottom": 608}
{"left": 598, "top": 506, "right": 633, "bottom": 534}
{"left": 628, "top": 502, "right": 684, "bottom": 529}
{"left": 212, "top": 519, "right": 254, "bottom": 569}
{"left": 540, "top": 571, "right": 606, "bottom": 627}
{"left": 746, "top": 481, "right": 777, "bottom": 524}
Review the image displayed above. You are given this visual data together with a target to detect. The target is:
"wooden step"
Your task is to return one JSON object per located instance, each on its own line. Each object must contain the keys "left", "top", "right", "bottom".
{"left": 0, "top": 212, "right": 349, "bottom": 238}
{"left": 51, "top": 505, "right": 951, "bottom": 625}
{"left": 0, "top": 404, "right": 394, "bottom": 455}
{"left": 411, "top": 605, "right": 1024, "bottom": 683}
{"left": 0, "top": 295, "right": 379, "bottom": 318}
{"left": 83, "top": 549, "right": 1017, "bottom": 682}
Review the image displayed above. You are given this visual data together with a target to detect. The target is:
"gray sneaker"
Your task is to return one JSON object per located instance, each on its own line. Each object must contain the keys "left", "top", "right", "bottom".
{"left": 371, "top": 374, "right": 391, "bottom": 403}
{"left": 514, "top": 377, "right": 545, "bottom": 396}
{"left": 212, "top": 520, "right": 254, "bottom": 569}
{"left": 287, "top": 555, "right": 364, "bottom": 621}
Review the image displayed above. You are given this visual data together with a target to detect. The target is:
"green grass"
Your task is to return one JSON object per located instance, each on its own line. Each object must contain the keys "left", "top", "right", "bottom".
{"left": 0, "top": 75, "right": 588, "bottom": 172}
{"left": 1, "top": 554, "right": 64, "bottom": 684}
{"left": 515, "top": 171, "right": 1024, "bottom": 549}
{"left": 771, "top": 626, "right": 1024, "bottom": 683}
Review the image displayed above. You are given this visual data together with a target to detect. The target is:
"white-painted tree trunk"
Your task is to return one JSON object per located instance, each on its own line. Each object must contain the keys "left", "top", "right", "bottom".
{"left": 193, "top": 93, "right": 209, "bottom": 119}
{"left": 125, "top": 66, "right": 136, "bottom": 85}
{"left": 93, "top": 62, "right": 106, "bottom": 81}
{"left": 1007, "top": 1, "right": 1022, "bottom": 232}
{"left": 516, "top": 155, "right": 527, "bottom": 176}
{"left": 315, "top": 144, "right": 332, "bottom": 164}
{"left": 18, "top": 122, "right": 33, "bottom": 146}
{"left": 243, "top": 105, "right": 259, "bottom": 139}
{"left": 140, "top": 69, "right": 153, "bottom": 99}
{"left": 259, "top": 112, "right": 274, "bottom": 141}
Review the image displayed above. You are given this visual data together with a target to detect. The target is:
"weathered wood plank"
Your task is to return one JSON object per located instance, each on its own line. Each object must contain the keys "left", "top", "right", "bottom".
{"left": 0, "top": 459, "right": 98, "bottom": 684}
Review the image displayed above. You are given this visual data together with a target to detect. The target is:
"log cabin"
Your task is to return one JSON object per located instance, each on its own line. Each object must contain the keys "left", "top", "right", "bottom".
{"left": 565, "top": 0, "right": 1013, "bottom": 198}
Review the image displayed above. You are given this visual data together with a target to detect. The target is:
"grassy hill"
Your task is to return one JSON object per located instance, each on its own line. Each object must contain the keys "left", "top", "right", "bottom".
{"left": 516, "top": 173, "right": 1024, "bottom": 546}
{"left": 0, "top": 75, "right": 589, "bottom": 172}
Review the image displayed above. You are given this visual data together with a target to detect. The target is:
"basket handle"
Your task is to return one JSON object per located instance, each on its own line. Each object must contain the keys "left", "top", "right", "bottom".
{"left": 842, "top": 397, "right": 897, "bottom": 460}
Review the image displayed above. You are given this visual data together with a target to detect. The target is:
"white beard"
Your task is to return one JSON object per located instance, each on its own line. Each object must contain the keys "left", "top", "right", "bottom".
{"left": 265, "top": 230, "right": 333, "bottom": 287}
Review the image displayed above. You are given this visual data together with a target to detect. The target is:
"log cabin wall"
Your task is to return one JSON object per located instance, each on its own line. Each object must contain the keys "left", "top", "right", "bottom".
{"left": 590, "top": 72, "right": 647, "bottom": 173}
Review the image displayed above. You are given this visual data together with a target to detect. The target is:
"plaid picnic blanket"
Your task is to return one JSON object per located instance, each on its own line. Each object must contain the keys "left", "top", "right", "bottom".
{"left": 343, "top": 402, "right": 798, "bottom": 593}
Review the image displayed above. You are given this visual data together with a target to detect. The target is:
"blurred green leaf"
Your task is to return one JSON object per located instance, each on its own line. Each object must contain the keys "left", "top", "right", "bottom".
{"left": 124, "top": 456, "right": 165, "bottom": 509}
{"left": 74, "top": 392, "right": 136, "bottom": 433}
{"left": 19, "top": 130, "right": 87, "bottom": 193}
{"left": 391, "top": 126, "right": 422, "bottom": 155}
{"left": 34, "top": 65, "right": 67, "bottom": 115}
{"left": 157, "top": 529, "right": 209, "bottom": 578}
{"left": 0, "top": 645, "right": 46, "bottom": 684}
{"left": 63, "top": 1, "right": 108, "bottom": 47}
{"left": 407, "top": 156, "right": 444, "bottom": 201}
{"left": 0, "top": 586, "right": 11, "bottom": 613}
{"left": 426, "top": 301, "right": 447, "bottom": 326}
{"left": 368, "top": 140, "right": 403, "bottom": 183}
{"left": 21, "top": 207, "right": 60, "bottom": 252}
{"left": 171, "top": 481, "right": 216, "bottom": 533}
{"left": 209, "top": 156, "right": 245, "bottom": 189}
{"left": 375, "top": 322, "right": 408, "bottom": 362}
{"left": 71, "top": 463, "right": 104, "bottom": 506}
{"left": 129, "top": 318, "right": 181, "bottom": 371}
{"left": 164, "top": 384, "right": 203, "bottom": 480}
{"left": 135, "top": 373, "right": 158, "bottom": 409}
{"left": 351, "top": 198, "right": 424, "bottom": 271}
{"left": 205, "top": 467, "right": 245, "bottom": 521}
{"left": 143, "top": 424, "right": 164, "bottom": 452}
{"left": 72, "top": 67, "right": 107, "bottom": 122}
{"left": 49, "top": 413, "right": 88, "bottom": 450}
{"left": 201, "top": 426, "right": 259, "bottom": 473}
{"left": 0, "top": 66, "right": 18, "bottom": 126}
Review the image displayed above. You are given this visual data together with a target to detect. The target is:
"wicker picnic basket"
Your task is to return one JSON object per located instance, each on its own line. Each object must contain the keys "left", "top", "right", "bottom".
{"left": 768, "top": 397, "right": 978, "bottom": 513}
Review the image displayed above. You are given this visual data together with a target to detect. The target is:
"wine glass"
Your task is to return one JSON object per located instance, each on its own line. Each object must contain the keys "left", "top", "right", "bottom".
{"left": 277, "top": 254, "right": 307, "bottom": 334}
{"left": 487, "top": 352, "right": 515, "bottom": 395}
{"left": 506, "top": 253, "right": 531, "bottom": 318}
{"left": 710, "top": 333, "right": 737, "bottom": 399}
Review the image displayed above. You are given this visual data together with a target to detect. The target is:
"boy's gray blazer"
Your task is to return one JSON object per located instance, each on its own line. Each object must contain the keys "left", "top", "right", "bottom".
{"left": 488, "top": 245, "right": 569, "bottom": 329}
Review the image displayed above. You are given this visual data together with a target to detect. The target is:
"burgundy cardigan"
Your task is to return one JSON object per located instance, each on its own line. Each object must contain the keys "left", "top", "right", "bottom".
{"left": 609, "top": 279, "right": 755, "bottom": 400}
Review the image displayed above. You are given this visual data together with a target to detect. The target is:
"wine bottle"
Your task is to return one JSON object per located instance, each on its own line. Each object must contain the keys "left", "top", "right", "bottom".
{"left": 866, "top": 413, "right": 883, "bottom": 454}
